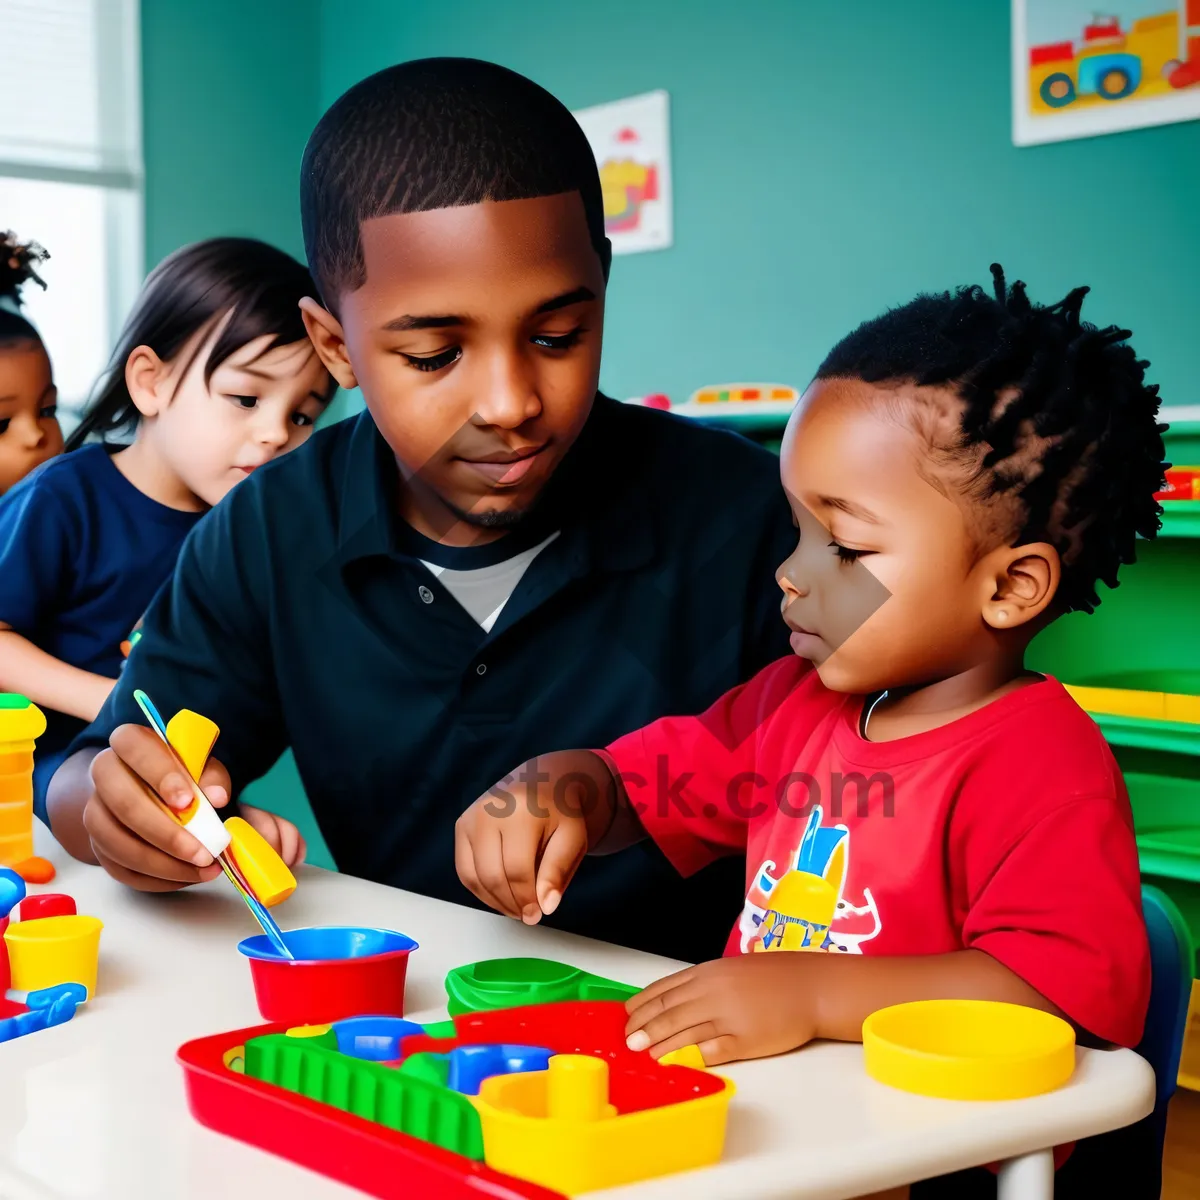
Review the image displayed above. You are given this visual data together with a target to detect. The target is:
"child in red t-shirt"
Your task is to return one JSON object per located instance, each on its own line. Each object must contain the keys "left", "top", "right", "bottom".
{"left": 456, "top": 266, "right": 1163, "bottom": 1079}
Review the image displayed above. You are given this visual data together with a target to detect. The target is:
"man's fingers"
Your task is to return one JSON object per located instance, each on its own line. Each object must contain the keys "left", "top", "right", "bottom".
{"left": 535, "top": 820, "right": 587, "bottom": 916}
{"left": 91, "top": 843, "right": 196, "bottom": 893}
{"left": 109, "top": 725, "right": 194, "bottom": 809}
{"left": 89, "top": 747, "right": 212, "bottom": 866}
{"left": 84, "top": 798, "right": 220, "bottom": 884}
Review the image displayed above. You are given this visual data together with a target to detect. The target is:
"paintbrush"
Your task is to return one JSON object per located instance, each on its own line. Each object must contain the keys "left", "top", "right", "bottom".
{"left": 133, "top": 689, "right": 294, "bottom": 960}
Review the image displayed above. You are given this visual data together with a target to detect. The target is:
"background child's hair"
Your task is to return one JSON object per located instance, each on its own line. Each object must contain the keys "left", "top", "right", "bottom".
{"left": 65, "top": 236, "right": 321, "bottom": 451}
{"left": 816, "top": 264, "right": 1169, "bottom": 614}
{"left": 0, "top": 232, "right": 49, "bottom": 347}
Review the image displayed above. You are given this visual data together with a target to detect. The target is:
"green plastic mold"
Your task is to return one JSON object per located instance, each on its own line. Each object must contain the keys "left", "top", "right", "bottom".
{"left": 444, "top": 957, "right": 639, "bottom": 1015}
{"left": 244, "top": 1033, "right": 484, "bottom": 1158}
{"left": 398, "top": 1051, "right": 451, "bottom": 1088}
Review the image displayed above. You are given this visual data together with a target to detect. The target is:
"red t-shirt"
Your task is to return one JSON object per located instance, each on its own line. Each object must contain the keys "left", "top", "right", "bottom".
{"left": 605, "top": 656, "right": 1149, "bottom": 1049}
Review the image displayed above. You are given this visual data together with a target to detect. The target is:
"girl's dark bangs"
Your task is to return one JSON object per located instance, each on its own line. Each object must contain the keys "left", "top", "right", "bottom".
{"left": 201, "top": 282, "right": 312, "bottom": 384}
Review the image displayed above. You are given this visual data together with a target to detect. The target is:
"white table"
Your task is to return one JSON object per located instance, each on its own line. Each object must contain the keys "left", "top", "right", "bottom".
{"left": 0, "top": 833, "right": 1155, "bottom": 1200}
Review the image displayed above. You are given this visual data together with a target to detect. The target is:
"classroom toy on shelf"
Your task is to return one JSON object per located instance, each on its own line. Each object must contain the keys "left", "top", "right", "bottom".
{"left": 0, "top": 865, "right": 99, "bottom": 1045}
{"left": 666, "top": 383, "right": 800, "bottom": 432}
{"left": 0, "top": 694, "right": 56, "bottom": 883}
{"left": 623, "top": 392, "right": 672, "bottom": 409}
{"left": 1155, "top": 466, "right": 1200, "bottom": 501}
{"left": 1065, "top": 678, "right": 1200, "bottom": 725}
{"left": 179, "top": 999, "right": 734, "bottom": 1199}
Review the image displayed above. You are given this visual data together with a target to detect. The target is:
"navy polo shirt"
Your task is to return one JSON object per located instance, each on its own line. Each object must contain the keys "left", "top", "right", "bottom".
{"left": 68, "top": 394, "right": 796, "bottom": 962}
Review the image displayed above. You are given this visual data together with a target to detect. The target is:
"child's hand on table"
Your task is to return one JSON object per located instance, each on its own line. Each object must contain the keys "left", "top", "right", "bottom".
{"left": 624, "top": 954, "right": 820, "bottom": 1065}
{"left": 455, "top": 750, "right": 625, "bottom": 924}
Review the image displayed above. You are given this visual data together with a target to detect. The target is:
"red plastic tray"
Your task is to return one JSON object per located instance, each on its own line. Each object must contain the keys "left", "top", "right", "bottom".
{"left": 178, "top": 1023, "right": 566, "bottom": 1200}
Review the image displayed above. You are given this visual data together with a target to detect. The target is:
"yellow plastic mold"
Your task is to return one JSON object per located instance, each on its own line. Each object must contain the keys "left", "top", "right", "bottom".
{"left": 163, "top": 709, "right": 296, "bottom": 907}
{"left": 473, "top": 1053, "right": 734, "bottom": 1195}
{"left": 863, "top": 999, "right": 1075, "bottom": 1101}
{"left": 4, "top": 914, "right": 104, "bottom": 999}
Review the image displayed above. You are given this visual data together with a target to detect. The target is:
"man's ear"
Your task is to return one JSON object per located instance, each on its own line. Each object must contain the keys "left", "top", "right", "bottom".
{"left": 124, "top": 346, "right": 172, "bottom": 419}
{"left": 981, "top": 541, "right": 1061, "bottom": 631}
{"left": 300, "top": 298, "right": 358, "bottom": 391}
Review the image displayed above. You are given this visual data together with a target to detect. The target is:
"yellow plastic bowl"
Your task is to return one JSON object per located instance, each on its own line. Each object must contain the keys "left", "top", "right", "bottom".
{"left": 863, "top": 999, "right": 1075, "bottom": 1101}
{"left": 4, "top": 914, "right": 103, "bottom": 999}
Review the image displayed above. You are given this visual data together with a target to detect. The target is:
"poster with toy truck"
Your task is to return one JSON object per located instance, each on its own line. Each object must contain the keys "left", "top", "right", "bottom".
{"left": 573, "top": 90, "right": 673, "bottom": 254}
{"left": 1012, "top": 1, "right": 1200, "bottom": 144}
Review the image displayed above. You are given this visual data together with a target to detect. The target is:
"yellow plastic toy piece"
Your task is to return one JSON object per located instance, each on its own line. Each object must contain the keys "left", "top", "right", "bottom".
{"left": 657, "top": 1044, "right": 706, "bottom": 1069}
{"left": 4, "top": 914, "right": 104, "bottom": 999}
{"left": 224, "top": 817, "right": 296, "bottom": 907}
{"left": 474, "top": 1053, "right": 735, "bottom": 1194}
{"left": 863, "top": 999, "right": 1075, "bottom": 1101}
{"left": 285, "top": 1024, "right": 333, "bottom": 1038}
{"left": 163, "top": 708, "right": 296, "bottom": 907}
{"left": 0, "top": 694, "right": 55, "bottom": 882}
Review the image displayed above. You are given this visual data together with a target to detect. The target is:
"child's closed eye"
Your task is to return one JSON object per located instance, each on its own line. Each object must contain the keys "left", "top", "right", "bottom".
{"left": 225, "top": 394, "right": 259, "bottom": 410}
{"left": 829, "top": 539, "right": 872, "bottom": 564}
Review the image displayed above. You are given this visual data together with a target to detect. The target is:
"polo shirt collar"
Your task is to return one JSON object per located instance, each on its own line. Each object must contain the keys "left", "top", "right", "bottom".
{"left": 332, "top": 394, "right": 656, "bottom": 575}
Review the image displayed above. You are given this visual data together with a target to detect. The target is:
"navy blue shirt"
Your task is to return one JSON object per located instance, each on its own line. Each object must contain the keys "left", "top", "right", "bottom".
{"left": 0, "top": 445, "right": 202, "bottom": 815}
{"left": 70, "top": 396, "right": 796, "bottom": 962}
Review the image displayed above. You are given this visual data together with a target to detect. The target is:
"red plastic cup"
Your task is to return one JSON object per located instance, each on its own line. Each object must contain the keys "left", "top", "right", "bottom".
{"left": 237, "top": 926, "right": 418, "bottom": 1025}
{"left": 19, "top": 894, "right": 76, "bottom": 921}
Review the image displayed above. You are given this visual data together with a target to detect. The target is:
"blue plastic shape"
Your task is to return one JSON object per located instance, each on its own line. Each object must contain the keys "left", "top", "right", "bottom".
{"left": 332, "top": 1015, "right": 426, "bottom": 1061}
{"left": 445, "top": 1044, "right": 554, "bottom": 1096}
{"left": 0, "top": 867, "right": 25, "bottom": 920}
{"left": 237, "top": 926, "right": 418, "bottom": 963}
{"left": 0, "top": 985, "right": 80, "bottom": 1043}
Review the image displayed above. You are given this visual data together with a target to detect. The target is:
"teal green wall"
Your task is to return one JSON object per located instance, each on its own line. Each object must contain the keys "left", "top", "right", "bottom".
{"left": 319, "top": 0, "right": 1200, "bottom": 411}
{"left": 142, "top": 0, "right": 320, "bottom": 267}
{"left": 142, "top": 1, "right": 1200, "bottom": 871}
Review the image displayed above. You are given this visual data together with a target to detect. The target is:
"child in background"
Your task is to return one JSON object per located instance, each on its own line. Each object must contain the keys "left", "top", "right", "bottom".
{"left": 457, "top": 266, "right": 1165, "bottom": 1191}
{"left": 0, "top": 233, "right": 62, "bottom": 493}
{"left": 0, "top": 237, "right": 335, "bottom": 838}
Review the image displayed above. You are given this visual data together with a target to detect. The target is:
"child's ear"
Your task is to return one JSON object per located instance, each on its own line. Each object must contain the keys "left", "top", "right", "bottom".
{"left": 124, "top": 346, "right": 171, "bottom": 418}
{"left": 299, "top": 299, "right": 358, "bottom": 391}
{"left": 982, "top": 541, "right": 1061, "bottom": 631}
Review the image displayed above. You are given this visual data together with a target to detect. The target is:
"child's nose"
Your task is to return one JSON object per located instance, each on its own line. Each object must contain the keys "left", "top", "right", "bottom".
{"left": 254, "top": 416, "right": 292, "bottom": 449}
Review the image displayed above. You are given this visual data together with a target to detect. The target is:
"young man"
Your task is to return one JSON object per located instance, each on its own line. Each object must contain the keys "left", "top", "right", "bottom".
{"left": 47, "top": 58, "right": 794, "bottom": 963}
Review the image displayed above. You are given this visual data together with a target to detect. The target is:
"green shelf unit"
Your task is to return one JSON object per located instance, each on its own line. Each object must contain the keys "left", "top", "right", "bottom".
{"left": 1087, "top": 713, "right": 1200, "bottom": 758}
{"left": 1160, "top": 501, "right": 1200, "bottom": 540}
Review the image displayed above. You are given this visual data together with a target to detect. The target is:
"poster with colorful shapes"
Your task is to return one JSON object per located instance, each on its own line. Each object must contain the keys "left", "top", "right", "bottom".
{"left": 1013, "top": 1, "right": 1200, "bottom": 144}
{"left": 573, "top": 90, "right": 672, "bottom": 254}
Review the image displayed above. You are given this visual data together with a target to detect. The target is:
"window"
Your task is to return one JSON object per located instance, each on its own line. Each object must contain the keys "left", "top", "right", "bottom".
{"left": 0, "top": 0, "right": 143, "bottom": 430}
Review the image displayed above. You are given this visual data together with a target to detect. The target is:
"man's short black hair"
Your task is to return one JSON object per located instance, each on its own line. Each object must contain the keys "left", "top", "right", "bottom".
{"left": 300, "top": 57, "right": 608, "bottom": 310}
{"left": 816, "top": 264, "right": 1169, "bottom": 614}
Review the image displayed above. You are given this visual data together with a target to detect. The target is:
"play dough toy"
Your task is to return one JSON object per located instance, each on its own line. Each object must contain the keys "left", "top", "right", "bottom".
{"left": 4, "top": 914, "right": 103, "bottom": 1000}
{"left": 444, "top": 957, "right": 638, "bottom": 1014}
{"left": 179, "top": 999, "right": 734, "bottom": 1199}
{"left": 862, "top": 999, "right": 1076, "bottom": 1101}
{"left": 238, "top": 926, "right": 418, "bottom": 1024}
{"left": 0, "top": 694, "right": 55, "bottom": 883}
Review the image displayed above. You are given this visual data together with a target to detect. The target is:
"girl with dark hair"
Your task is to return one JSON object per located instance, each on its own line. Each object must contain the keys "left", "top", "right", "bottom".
{"left": 0, "top": 236, "right": 335, "bottom": 821}
{"left": 0, "top": 231, "right": 63, "bottom": 493}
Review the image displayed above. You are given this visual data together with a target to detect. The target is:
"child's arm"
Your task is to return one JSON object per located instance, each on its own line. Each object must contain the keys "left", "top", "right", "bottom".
{"left": 622, "top": 948, "right": 1067, "bottom": 1065}
{"left": 0, "top": 624, "right": 115, "bottom": 721}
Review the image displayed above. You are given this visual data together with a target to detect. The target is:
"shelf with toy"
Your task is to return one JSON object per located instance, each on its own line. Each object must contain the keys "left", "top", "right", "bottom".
{"left": 1158, "top": 500, "right": 1200, "bottom": 539}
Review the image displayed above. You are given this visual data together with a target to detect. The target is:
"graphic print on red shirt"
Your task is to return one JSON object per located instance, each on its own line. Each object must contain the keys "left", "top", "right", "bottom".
{"left": 605, "top": 657, "right": 1150, "bottom": 1049}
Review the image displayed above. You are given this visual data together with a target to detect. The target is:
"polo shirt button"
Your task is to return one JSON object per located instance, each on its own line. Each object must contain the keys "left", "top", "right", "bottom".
{"left": 476, "top": 663, "right": 487, "bottom": 676}
{"left": 419, "top": 585, "right": 434, "bottom": 604}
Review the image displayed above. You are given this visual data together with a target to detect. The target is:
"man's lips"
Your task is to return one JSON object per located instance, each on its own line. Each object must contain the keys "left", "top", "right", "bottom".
{"left": 458, "top": 443, "right": 548, "bottom": 486}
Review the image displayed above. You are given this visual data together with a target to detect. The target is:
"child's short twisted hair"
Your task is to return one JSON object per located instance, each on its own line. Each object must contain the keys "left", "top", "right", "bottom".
{"left": 300, "top": 57, "right": 608, "bottom": 311}
{"left": 0, "top": 231, "right": 49, "bottom": 347}
{"left": 817, "top": 264, "right": 1168, "bottom": 613}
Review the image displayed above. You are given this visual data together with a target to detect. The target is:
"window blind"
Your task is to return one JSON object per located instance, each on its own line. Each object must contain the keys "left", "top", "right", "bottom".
{"left": 0, "top": 0, "right": 141, "bottom": 187}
